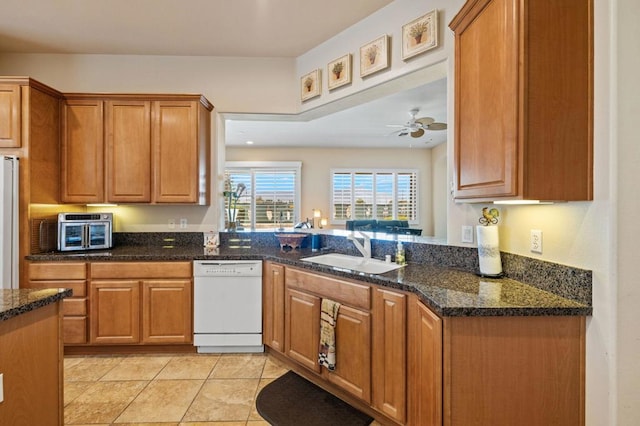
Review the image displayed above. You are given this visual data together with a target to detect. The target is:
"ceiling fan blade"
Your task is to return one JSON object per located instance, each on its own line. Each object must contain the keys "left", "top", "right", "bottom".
{"left": 415, "top": 117, "right": 435, "bottom": 126}
{"left": 427, "top": 122, "right": 447, "bottom": 131}
{"left": 410, "top": 128, "right": 425, "bottom": 138}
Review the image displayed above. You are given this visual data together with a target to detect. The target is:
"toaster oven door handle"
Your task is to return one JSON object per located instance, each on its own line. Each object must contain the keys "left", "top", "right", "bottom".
{"left": 82, "top": 224, "right": 89, "bottom": 249}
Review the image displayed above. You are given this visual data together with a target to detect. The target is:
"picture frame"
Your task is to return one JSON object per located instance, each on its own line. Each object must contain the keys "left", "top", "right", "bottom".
{"left": 359, "top": 35, "right": 389, "bottom": 78}
{"left": 327, "top": 54, "right": 352, "bottom": 90}
{"left": 402, "top": 9, "right": 438, "bottom": 60}
{"left": 300, "top": 69, "right": 321, "bottom": 101}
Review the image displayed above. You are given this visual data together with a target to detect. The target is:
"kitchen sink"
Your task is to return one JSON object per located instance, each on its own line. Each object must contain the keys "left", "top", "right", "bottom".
{"left": 301, "top": 253, "right": 403, "bottom": 274}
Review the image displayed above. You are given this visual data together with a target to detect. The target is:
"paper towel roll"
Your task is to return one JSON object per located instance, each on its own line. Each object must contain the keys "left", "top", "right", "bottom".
{"left": 476, "top": 225, "right": 503, "bottom": 276}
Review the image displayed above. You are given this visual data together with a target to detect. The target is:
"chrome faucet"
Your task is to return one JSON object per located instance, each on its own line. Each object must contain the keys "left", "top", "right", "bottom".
{"left": 347, "top": 231, "right": 372, "bottom": 258}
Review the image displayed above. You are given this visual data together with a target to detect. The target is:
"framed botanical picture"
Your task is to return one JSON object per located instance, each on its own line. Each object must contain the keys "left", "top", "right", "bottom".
{"left": 359, "top": 35, "right": 389, "bottom": 78}
{"left": 327, "top": 54, "right": 352, "bottom": 90}
{"left": 300, "top": 69, "right": 321, "bottom": 101}
{"left": 402, "top": 9, "right": 438, "bottom": 60}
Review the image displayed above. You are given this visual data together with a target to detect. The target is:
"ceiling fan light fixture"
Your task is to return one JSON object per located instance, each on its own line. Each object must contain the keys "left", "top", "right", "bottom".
{"left": 410, "top": 128, "right": 425, "bottom": 138}
{"left": 427, "top": 122, "right": 447, "bottom": 131}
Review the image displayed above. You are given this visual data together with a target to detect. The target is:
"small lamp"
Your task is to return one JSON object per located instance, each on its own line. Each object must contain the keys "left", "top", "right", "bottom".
{"left": 312, "top": 209, "right": 322, "bottom": 228}
{"left": 320, "top": 218, "right": 328, "bottom": 229}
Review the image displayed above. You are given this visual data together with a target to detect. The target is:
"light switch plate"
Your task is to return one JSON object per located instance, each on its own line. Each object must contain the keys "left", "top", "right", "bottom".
{"left": 461, "top": 226, "right": 474, "bottom": 243}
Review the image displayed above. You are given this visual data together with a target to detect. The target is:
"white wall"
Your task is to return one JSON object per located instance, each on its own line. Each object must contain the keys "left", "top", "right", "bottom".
{"left": 616, "top": 0, "right": 640, "bottom": 421}
{"left": 0, "top": 0, "right": 633, "bottom": 423}
{"left": 226, "top": 146, "right": 436, "bottom": 236}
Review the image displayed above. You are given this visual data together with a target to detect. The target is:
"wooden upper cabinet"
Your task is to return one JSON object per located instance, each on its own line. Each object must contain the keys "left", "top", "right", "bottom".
{"left": 0, "top": 84, "right": 21, "bottom": 147}
{"left": 105, "top": 100, "right": 152, "bottom": 202}
{"left": 61, "top": 99, "right": 105, "bottom": 203}
{"left": 61, "top": 94, "right": 212, "bottom": 204}
{"left": 449, "top": 0, "right": 593, "bottom": 201}
{"left": 153, "top": 100, "right": 205, "bottom": 204}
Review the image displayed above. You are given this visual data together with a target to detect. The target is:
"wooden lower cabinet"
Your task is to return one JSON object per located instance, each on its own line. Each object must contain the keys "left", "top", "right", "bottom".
{"left": 263, "top": 261, "right": 285, "bottom": 352}
{"left": 373, "top": 288, "right": 407, "bottom": 423}
{"left": 328, "top": 303, "right": 371, "bottom": 402}
{"left": 283, "top": 267, "right": 373, "bottom": 403}
{"left": 26, "top": 261, "right": 89, "bottom": 344}
{"left": 408, "top": 296, "right": 442, "bottom": 426}
{"left": 142, "top": 279, "right": 192, "bottom": 344}
{"left": 443, "top": 315, "right": 585, "bottom": 426}
{"left": 90, "top": 280, "right": 140, "bottom": 344}
{"left": 285, "top": 287, "right": 321, "bottom": 372}
{"left": 88, "top": 261, "right": 193, "bottom": 346}
{"left": 0, "top": 302, "right": 63, "bottom": 425}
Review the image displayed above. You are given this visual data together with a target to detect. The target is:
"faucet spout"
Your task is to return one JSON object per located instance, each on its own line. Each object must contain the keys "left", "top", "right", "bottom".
{"left": 347, "top": 231, "right": 372, "bottom": 258}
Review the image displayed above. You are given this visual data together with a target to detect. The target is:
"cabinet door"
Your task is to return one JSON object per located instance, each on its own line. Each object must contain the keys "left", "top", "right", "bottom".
{"left": 326, "top": 304, "right": 371, "bottom": 403}
{"left": 408, "top": 297, "right": 442, "bottom": 426}
{"left": 0, "top": 84, "right": 21, "bottom": 147}
{"left": 61, "top": 99, "right": 105, "bottom": 203}
{"left": 263, "top": 262, "right": 285, "bottom": 352}
{"left": 90, "top": 280, "right": 140, "bottom": 344}
{"left": 452, "top": 0, "right": 518, "bottom": 199}
{"left": 142, "top": 279, "right": 192, "bottom": 344}
{"left": 27, "top": 261, "right": 88, "bottom": 344}
{"left": 373, "top": 288, "right": 407, "bottom": 422}
{"left": 152, "top": 100, "right": 199, "bottom": 203}
{"left": 105, "top": 100, "right": 152, "bottom": 202}
{"left": 285, "top": 287, "right": 321, "bottom": 373}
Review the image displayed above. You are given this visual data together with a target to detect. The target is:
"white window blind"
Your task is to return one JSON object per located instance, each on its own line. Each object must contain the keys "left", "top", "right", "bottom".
{"left": 331, "top": 169, "right": 418, "bottom": 224}
{"left": 225, "top": 162, "right": 301, "bottom": 229}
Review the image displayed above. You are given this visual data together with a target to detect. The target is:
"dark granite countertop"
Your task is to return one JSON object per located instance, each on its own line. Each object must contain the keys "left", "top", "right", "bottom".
{"left": 0, "top": 288, "right": 72, "bottom": 322}
{"left": 26, "top": 240, "right": 592, "bottom": 317}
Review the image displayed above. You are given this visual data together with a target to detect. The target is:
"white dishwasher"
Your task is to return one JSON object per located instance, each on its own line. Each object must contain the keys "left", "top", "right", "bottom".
{"left": 193, "top": 260, "right": 263, "bottom": 353}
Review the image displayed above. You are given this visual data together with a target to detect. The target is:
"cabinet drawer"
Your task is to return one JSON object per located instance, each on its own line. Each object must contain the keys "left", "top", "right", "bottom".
{"left": 285, "top": 267, "right": 371, "bottom": 310}
{"left": 63, "top": 316, "right": 88, "bottom": 344}
{"left": 63, "top": 298, "right": 87, "bottom": 316}
{"left": 27, "top": 280, "right": 87, "bottom": 297}
{"left": 28, "top": 262, "right": 87, "bottom": 280}
{"left": 91, "top": 261, "right": 192, "bottom": 279}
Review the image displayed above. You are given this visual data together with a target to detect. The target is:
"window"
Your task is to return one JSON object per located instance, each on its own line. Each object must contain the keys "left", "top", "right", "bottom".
{"left": 225, "top": 162, "right": 301, "bottom": 229}
{"left": 331, "top": 169, "right": 418, "bottom": 224}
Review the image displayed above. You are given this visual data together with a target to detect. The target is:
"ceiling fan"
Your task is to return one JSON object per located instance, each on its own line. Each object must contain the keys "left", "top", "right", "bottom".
{"left": 387, "top": 108, "right": 447, "bottom": 138}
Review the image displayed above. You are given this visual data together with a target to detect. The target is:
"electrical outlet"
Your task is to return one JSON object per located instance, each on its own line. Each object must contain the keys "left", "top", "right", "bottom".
{"left": 168, "top": 219, "right": 175, "bottom": 229}
{"left": 179, "top": 218, "right": 188, "bottom": 229}
{"left": 461, "top": 225, "right": 474, "bottom": 243}
{"left": 530, "top": 229, "right": 543, "bottom": 254}
{"left": 1, "top": 373, "right": 4, "bottom": 403}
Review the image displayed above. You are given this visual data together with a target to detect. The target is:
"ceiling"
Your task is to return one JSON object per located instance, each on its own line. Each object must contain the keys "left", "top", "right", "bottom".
{"left": 225, "top": 76, "right": 448, "bottom": 149}
{"left": 0, "top": 0, "right": 393, "bottom": 57}
{"left": 0, "top": 0, "right": 447, "bottom": 149}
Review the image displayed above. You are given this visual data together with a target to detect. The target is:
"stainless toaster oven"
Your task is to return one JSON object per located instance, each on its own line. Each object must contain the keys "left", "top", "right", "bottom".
{"left": 58, "top": 212, "right": 113, "bottom": 251}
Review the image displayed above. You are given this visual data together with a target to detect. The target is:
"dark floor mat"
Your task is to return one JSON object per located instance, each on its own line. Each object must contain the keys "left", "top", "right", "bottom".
{"left": 256, "top": 371, "right": 374, "bottom": 426}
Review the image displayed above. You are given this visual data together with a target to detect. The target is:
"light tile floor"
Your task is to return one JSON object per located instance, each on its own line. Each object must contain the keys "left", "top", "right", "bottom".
{"left": 63, "top": 352, "right": 288, "bottom": 425}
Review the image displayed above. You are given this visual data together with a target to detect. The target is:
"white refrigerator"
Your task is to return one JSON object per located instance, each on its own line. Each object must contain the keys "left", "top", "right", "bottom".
{"left": 0, "top": 155, "right": 19, "bottom": 290}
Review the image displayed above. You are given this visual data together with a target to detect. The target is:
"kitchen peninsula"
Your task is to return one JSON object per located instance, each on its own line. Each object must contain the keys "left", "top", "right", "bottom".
{"left": 27, "top": 230, "right": 591, "bottom": 425}
{"left": 0, "top": 287, "right": 70, "bottom": 426}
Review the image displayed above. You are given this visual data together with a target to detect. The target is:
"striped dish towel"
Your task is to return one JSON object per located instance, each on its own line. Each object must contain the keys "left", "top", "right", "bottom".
{"left": 318, "top": 298, "right": 341, "bottom": 371}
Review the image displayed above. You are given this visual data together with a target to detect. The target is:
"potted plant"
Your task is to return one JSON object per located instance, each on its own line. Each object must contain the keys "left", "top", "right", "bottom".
{"left": 409, "top": 21, "right": 429, "bottom": 44}
{"left": 223, "top": 180, "right": 246, "bottom": 230}
{"left": 332, "top": 61, "right": 344, "bottom": 79}
{"left": 366, "top": 45, "right": 378, "bottom": 64}
{"left": 304, "top": 76, "right": 314, "bottom": 92}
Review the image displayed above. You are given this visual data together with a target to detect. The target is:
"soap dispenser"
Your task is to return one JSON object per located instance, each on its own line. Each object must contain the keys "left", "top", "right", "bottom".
{"left": 395, "top": 242, "right": 406, "bottom": 265}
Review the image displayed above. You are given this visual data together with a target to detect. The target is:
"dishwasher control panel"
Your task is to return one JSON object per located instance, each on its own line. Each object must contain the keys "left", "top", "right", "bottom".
{"left": 193, "top": 260, "right": 262, "bottom": 277}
